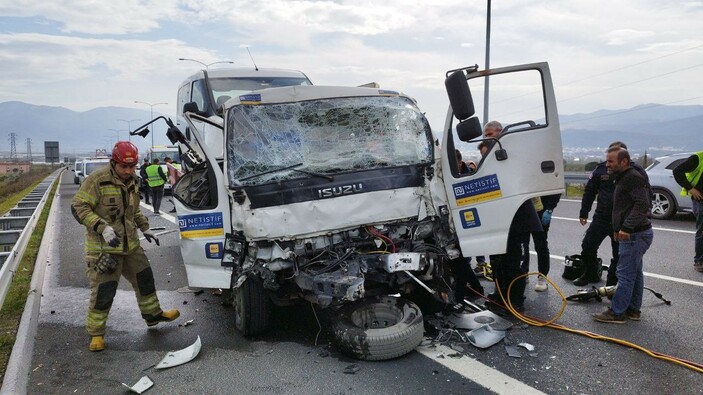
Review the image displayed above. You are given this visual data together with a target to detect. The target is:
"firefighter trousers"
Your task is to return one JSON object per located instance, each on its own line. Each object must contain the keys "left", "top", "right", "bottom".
{"left": 85, "top": 247, "right": 163, "bottom": 336}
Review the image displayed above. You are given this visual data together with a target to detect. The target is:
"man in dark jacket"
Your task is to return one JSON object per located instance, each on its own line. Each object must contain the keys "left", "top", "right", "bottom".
{"left": 139, "top": 158, "right": 151, "bottom": 204}
{"left": 576, "top": 141, "right": 650, "bottom": 286}
{"left": 673, "top": 151, "right": 703, "bottom": 272}
{"left": 593, "top": 147, "right": 653, "bottom": 323}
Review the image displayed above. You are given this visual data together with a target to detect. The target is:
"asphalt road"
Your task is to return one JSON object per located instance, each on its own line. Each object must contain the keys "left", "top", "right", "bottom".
{"left": 19, "top": 173, "right": 703, "bottom": 394}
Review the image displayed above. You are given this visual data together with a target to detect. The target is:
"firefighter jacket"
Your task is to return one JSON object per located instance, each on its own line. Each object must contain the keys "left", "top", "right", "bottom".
{"left": 145, "top": 164, "right": 167, "bottom": 187}
{"left": 71, "top": 162, "right": 150, "bottom": 257}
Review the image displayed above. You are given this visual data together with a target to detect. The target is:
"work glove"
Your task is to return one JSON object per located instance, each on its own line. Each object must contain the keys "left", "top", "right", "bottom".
{"left": 101, "top": 226, "right": 120, "bottom": 248}
{"left": 143, "top": 230, "right": 160, "bottom": 246}
{"left": 94, "top": 253, "right": 118, "bottom": 274}
{"left": 541, "top": 210, "right": 552, "bottom": 227}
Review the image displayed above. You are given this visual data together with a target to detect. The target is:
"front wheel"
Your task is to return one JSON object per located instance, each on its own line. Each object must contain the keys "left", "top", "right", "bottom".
{"left": 233, "top": 276, "right": 271, "bottom": 336}
{"left": 331, "top": 296, "right": 424, "bottom": 361}
{"left": 651, "top": 188, "right": 676, "bottom": 219}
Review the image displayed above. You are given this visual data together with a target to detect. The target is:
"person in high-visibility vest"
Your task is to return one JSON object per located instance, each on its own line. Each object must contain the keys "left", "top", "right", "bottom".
{"left": 71, "top": 141, "right": 179, "bottom": 351}
{"left": 145, "top": 158, "right": 168, "bottom": 215}
{"left": 673, "top": 151, "right": 703, "bottom": 273}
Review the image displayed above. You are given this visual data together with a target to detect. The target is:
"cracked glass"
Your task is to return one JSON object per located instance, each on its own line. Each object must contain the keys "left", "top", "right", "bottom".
{"left": 226, "top": 95, "right": 433, "bottom": 185}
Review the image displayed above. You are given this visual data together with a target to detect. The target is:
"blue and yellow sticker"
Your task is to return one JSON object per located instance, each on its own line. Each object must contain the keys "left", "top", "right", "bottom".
{"left": 459, "top": 208, "right": 481, "bottom": 229}
{"left": 453, "top": 174, "right": 502, "bottom": 206}
{"left": 178, "top": 212, "right": 224, "bottom": 239}
{"left": 239, "top": 93, "right": 262, "bottom": 105}
{"left": 205, "top": 242, "right": 223, "bottom": 259}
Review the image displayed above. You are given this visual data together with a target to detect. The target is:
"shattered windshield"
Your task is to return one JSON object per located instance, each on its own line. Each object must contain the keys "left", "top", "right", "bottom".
{"left": 227, "top": 95, "right": 432, "bottom": 185}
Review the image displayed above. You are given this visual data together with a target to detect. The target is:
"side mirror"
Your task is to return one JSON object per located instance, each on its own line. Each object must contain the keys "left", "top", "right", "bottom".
{"left": 183, "top": 102, "right": 208, "bottom": 116}
{"left": 445, "top": 70, "right": 476, "bottom": 121}
{"left": 134, "top": 127, "right": 150, "bottom": 138}
{"left": 166, "top": 125, "right": 187, "bottom": 145}
{"left": 456, "top": 117, "right": 483, "bottom": 142}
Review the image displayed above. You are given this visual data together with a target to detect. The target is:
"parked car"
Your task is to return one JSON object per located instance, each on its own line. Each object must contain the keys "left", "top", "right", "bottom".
{"left": 646, "top": 153, "right": 694, "bottom": 219}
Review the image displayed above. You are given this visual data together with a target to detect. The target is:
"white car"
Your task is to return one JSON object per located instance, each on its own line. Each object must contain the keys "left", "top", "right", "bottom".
{"left": 646, "top": 153, "right": 694, "bottom": 219}
{"left": 79, "top": 157, "right": 111, "bottom": 184}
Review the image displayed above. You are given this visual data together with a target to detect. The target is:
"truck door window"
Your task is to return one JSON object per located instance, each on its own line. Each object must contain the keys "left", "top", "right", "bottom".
{"left": 452, "top": 69, "right": 548, "bottom": 172}
{"left": 191, "top": 79, "right": 209, "bottom": 114}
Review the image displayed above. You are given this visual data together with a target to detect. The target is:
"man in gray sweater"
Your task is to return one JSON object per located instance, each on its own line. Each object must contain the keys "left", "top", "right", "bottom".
{"left": 593, "top": 147, "right": 653, "bottom": 324}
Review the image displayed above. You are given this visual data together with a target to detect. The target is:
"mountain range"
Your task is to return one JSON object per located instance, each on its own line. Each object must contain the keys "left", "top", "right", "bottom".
{"left": 0, "top": 101, "right": 701, "bottom": 159}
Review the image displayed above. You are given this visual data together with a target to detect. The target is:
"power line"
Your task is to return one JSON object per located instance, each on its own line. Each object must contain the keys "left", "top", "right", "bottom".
{"left": 560, "top": 43, "right": 703, "bottom": 87}
{"left": 559, "top": 63, "right": 703, "bottom": 104}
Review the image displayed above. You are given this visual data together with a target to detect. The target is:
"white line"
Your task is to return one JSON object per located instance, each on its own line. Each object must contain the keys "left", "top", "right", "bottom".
{"left": 140, "top": 201, "right": 177, "bottom": 224}
{"left": 552, "top": 216, "right": 695, "bottom": 234}
{"left": 535, "top": 251, "right": 703, "bottom": 288}
{"left": 416, "top": 344, "right": 545, "bottom": 395}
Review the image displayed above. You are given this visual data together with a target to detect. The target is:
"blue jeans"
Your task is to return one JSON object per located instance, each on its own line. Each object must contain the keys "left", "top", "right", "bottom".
{"left": 692, "top": 198, "right": 703, "bottom": 263}
{"left": 611, "top": 229, "right": 654, "bottom": 314}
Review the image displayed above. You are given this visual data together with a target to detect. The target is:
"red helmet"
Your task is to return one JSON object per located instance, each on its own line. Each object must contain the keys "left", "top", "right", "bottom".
{"left": 112, "top": 141, "right": 139, "bottom": 165}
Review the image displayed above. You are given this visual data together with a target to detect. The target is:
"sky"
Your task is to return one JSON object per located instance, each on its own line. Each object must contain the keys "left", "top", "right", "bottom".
{"left": 1, "top": 0, "right": 702, "bottom": 139}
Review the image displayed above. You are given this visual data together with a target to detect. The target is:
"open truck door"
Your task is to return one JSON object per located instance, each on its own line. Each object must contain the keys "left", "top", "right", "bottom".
{"left": 441, "top": 63, "right": 564, "bottom": 257}
{"left": 170, "top": 113, "right": 232, "bottom": 289}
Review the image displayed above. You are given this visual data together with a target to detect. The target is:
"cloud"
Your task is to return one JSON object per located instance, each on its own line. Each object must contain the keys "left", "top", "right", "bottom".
{"left": 603, "top": 29, "right": 655, "bottom": 46}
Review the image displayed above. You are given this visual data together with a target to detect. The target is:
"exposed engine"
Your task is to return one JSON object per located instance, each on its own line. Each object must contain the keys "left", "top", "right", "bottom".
{"left": 224, "top": 216, "right": 458, "bottom": 307}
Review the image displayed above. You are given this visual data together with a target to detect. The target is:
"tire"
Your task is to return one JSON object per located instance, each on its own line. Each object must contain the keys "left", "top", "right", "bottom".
{"left": 331, "top": 296, "right": 424, "bottom": 361}
{"left": 233, "top": 276, "right": 272, "bottom": 336}
{"left": 651, "top": 188, "right": 676, "bottom": 219}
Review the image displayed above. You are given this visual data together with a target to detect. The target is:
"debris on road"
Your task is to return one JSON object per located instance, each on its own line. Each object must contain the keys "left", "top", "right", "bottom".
{"left": 178, "top": 319, "right": 194, "bottom": 327}
{"left": 343, "top": 364, "right": 360, "bottom": 374}
{"left": 155, "top": 336, "right": 202, "bottom": 370}
{"left": 518, "top": 342, "right": 535, "bottom": 352}
{"left": 121, "top": 376, "right": 154, "bottom": 394}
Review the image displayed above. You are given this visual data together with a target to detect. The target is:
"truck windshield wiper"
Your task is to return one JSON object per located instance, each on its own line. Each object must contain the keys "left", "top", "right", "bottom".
{"left": 239, "top": 162, "right": 334, "bottom": 182}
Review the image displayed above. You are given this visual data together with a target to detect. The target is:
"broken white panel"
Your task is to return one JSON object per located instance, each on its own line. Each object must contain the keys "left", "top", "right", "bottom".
{"left": 467, "top": 325, "right": 505, "bottom": 349}
{"left": 121, "top": 376, "right": 154, "bottom": 394}
{"left": 448, "top": 310, "right": 513, "bottom": 331}
{"left": 155, "top": 336, "right": 202, "bottom": 370}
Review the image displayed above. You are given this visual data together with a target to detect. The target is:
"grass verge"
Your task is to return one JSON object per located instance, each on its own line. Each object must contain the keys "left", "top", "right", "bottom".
{"left": 0, "top": 174, "right": 59, "bottom": 382}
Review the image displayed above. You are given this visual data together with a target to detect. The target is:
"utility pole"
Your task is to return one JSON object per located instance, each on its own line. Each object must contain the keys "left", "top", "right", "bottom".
{"left": 26, "top": 138, "right": 32, "bottom": 162}
{"left": 482, "top": 0, "right": 492, "bottom": 126}
{"left": 118, "top": 119, "right": 140, "bottom": 142}
{"left": 9, "top": 132, "right": 17, "bottom": 161}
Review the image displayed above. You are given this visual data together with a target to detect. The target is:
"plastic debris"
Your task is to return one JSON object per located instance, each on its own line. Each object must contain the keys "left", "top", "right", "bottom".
{"left": 343, "top": 364, "right": 360, "bottom": 374}
{"left": 178, "top": 319, "right": 194, "bottom": 327}
{"left": 466, "top": 325, "right": 505, "bottom": 349}
{"left": 155, "top": 336, "right": 202, "bottom": 369}
{"left": 447, "top": 310, "right": 513, "bottom": 331}
{"left": 121, "top": 376, "right": 154, "bottom": 394}
{"left": 518, "top": 342, "right": 535, "bottom": 352}
{"left": 505, "top": 344, "right": 522, "bottom": 358}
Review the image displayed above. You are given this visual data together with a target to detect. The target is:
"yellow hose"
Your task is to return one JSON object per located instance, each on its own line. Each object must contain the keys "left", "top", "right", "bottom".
{"left": 492, "top": 272, "right": 703, "bottom": 374}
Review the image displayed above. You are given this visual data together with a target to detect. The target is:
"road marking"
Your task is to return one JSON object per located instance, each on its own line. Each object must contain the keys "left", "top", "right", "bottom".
{"left": 416, "top": 344, "right": 545, "bottom": 394}
{"left": 140, "top": 201, "right": 177, "bottom": 224}
{"left": 552, "top": 216, "right": 695, "bottom": 234}
{"left": 537, "top": 251, "right": 703, "bottom": 288}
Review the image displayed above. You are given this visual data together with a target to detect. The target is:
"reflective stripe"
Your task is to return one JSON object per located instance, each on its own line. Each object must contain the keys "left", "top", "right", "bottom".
{"left": 87, "top": 310, "right": 109, "bottom": 335}
{"left": 75, "top": 190, "right": 97, "bottom": 205}
{"left": 137, "top": 294, "right": 161, "bottom": 315}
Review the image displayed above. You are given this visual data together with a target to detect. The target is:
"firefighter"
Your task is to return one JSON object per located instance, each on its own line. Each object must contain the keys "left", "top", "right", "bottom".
{"left": 71, "top": 141, "right": 180, "bottom": 352}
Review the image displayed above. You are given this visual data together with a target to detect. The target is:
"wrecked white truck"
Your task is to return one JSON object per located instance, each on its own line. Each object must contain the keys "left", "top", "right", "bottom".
{"left": 133, "top": 62, "right": 564, "bottom": 360}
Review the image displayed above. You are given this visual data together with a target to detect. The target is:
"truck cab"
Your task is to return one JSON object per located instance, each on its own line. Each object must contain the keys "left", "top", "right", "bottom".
{"left": 146, "top": 62, "right": 563, "bottom": 360}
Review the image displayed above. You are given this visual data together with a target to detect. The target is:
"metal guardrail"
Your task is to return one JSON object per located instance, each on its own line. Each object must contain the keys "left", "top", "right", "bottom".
{"left": 564, "top": 171, "right": 590, "bottom": 184}
{"left": 0, "top": 170, "right": 62, "bottom": 310}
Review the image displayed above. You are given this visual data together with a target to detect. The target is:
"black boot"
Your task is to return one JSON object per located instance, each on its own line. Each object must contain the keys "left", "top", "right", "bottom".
{"left": 573, "top": 265, "right": 601, "bottom": 286}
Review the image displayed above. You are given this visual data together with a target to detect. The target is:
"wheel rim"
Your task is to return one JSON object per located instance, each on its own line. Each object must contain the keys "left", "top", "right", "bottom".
{"left": 652, "top": 191, "right": 671, "bottom": 217}
{"left": 349, "top": 303, "right": 402, "bottom": 329}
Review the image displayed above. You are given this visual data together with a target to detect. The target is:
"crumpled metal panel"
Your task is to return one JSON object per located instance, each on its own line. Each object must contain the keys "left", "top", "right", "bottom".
{"left": 238, "top": 187, "right": 423, "bottom": 240}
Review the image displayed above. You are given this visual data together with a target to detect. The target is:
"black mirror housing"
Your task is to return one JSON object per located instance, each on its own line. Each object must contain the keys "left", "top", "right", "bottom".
{"left": 456, "top": 117, "right": 483, "bottom": 142}
{"left": 183, "top": 101, "right": 208, "bottom": 116}
{"left": 445, "top": 70, "right": 476, "bottom": 121}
